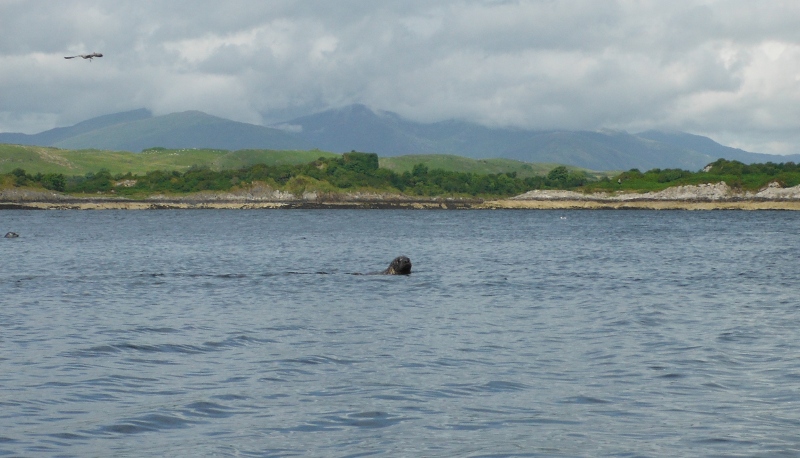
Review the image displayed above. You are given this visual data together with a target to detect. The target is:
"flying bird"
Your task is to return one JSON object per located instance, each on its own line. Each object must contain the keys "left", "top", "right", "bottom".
{"left": 64, "top": 52, "right": 103, "bottom": 61}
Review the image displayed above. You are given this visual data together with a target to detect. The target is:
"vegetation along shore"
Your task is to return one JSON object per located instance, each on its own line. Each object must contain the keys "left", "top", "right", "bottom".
{"left": 2, "top": 144, "right": 800, "bottom": 210}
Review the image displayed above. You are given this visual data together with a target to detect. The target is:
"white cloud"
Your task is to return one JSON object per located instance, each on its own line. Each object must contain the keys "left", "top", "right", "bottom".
{"left": 2, "top": 0, "right": 800, "bottom": 154}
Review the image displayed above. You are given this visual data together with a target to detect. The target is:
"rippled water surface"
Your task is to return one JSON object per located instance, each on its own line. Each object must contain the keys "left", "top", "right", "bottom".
{"left": 1, "top": 209, "right": 799, "bottom": 457}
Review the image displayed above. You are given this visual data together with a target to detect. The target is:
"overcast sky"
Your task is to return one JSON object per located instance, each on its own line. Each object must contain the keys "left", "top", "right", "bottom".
{"left": 2, "top": 0, "right": 800, "bottom": 154}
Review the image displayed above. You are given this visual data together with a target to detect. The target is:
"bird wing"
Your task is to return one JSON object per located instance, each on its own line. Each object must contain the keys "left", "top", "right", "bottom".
{"left": 64, "top": 53, "right": 103, "bottom": 60}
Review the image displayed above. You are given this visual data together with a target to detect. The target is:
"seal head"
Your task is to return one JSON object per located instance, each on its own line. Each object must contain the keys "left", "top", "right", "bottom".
{"left": 383, "top": 256, "right": 412, "bottom": 275}
{"left": 4, "top": 232, "right": 19, "bottom": 238}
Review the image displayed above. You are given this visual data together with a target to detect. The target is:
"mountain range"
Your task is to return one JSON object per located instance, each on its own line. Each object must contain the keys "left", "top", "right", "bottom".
{"left": 2, "top": 104, "right": 798, "bottom": 171}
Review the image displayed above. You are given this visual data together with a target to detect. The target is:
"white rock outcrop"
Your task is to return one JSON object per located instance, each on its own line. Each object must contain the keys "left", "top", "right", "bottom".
{"left": 512, "top": 182, "right": 800, "bottom": 201}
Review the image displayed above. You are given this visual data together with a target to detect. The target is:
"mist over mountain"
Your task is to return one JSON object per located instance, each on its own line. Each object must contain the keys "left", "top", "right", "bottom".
{"left": 635, "top": 130, "right": 783, "bottom": 165}
{"left": 2, "top": 104, "right": 798, "bottom": 171}
{"left": 276, "top": 104, "right": 800, "bottom": 170}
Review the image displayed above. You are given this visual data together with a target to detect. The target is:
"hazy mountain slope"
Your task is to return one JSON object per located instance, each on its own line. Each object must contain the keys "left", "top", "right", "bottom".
{"left": 0, "top": 109, "right": 152, "bottom": 146}
{"left": 282, "top": 106, "right": 721, "bottom": 170}
{"left": 53, "top": 111, "right": 312, "bottom": 152}
{"left": 637, "top": 130, "right": 800, "bottom": 164}
{"left": 278, "top": 105, "right": 534, "bottom": 157}
{"left": 276, "top": 104, "right": 434, "bottom": 154}
{"left": 501, "top": 130, "right": 717, "bottom": 171}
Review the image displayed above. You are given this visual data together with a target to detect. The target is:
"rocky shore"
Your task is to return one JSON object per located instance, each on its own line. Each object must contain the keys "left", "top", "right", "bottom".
{"left": 489, "top": 182, "right": 800, "bottom": 210}
{"left": 3, "top": 182, "right": 800, "bottom": 210}
{"left": 509, "top": 181, "right": 800, "bottom": 201}
{"left": 0, "top": 187, "right": 479, "bottom": 210}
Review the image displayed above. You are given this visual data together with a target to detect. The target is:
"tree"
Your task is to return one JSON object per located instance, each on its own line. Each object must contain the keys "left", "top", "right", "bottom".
{"left": 412, "top": 163, "right": 429, "bottom": 178}
{"left": 41, "top": 174, "right": 66, "bottom": 192}
{"left": 11, "top": 168, "right": 28, "bottom": 186}
{"left": 547, "top": 166, "right": 569, "bottom": 183}
{"left": 342, "top": 152, "right": 379, "bottom": 173}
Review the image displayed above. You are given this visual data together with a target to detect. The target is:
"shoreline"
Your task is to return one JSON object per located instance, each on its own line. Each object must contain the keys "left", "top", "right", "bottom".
{"left": 4, "top": 182, "right": 800, "bottom": 210}
{"left": 3, "top": 198, "right": 800, "bottom": 210}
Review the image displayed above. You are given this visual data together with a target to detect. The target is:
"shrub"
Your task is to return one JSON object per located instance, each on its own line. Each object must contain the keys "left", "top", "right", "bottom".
{"left": 342, "top": 151, "right": 380, "bottom": 173}
{"left": 41, "top": 174, "right": 66, "bottom": 192}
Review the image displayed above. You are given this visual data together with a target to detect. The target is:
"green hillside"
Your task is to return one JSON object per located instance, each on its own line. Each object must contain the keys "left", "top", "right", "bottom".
{"left": 0, "top": 144, "right": 337, "bottom": 175}
{"left": 1, "top": 144, "right": 593, "bottom": 177}
{"left": 380, "top": 154, "right": 606, "bottom": 178}
{"left": 4, "top": 151, "right": 581, "bottom": 199}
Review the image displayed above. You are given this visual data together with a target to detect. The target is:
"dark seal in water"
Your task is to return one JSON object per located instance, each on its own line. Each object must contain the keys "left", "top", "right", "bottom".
{"left": 4, "top": 232, "right": 19, "bottom": 238}
{"left": 382, "top": 256, "right": 412, "bottom": 275}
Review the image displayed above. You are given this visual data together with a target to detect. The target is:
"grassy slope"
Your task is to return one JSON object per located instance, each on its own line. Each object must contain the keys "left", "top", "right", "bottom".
{"left": 0, "top": 144, "right": 337, "bottom": 175}
{"left": 1, "top": 144, "right": 586, "bottom": 178}
{"left": 380, "top": 154, "right": 605, "bottom": 178}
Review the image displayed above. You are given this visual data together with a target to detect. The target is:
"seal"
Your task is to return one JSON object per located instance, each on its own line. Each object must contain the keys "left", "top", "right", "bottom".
{"left": 382, "top": 256, "right": 412, "bottom": 275}
{"left": 4, "top": 232, "right": 19, "bottom": 238}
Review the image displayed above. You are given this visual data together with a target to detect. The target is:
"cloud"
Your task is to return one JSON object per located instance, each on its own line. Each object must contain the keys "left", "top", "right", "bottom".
{"left": 2, "top": 0, "right": 800, "bottom": 154}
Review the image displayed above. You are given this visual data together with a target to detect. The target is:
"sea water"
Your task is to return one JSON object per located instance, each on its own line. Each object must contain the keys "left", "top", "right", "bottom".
{"left": 1, "top": 209, "right": 799, "bottom": 456}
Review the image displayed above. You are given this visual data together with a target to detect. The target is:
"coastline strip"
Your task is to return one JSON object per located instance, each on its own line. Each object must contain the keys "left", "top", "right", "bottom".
{"left": 478, "top": 200, "right": 800, "bottom": 210}
{"left": 4, "top": 199, "right": 800, "bottom": 210}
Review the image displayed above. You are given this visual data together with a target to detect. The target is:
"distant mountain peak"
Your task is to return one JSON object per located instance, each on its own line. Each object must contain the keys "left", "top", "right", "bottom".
{"left": 338, "top": 103, "right": 371, "bottom": 112}
{"left": 596, "top": 128, "right": 629, "bottom": 136}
